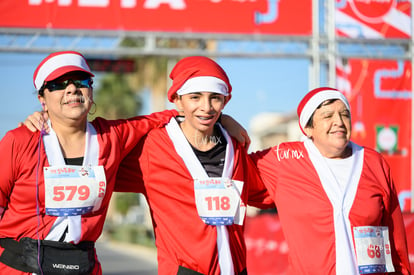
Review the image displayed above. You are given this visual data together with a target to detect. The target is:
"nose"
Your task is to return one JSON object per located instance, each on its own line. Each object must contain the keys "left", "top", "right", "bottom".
{"left": 64, "top": 81, "right": 80, "bottom": 93}
{"left": 201, "top": 97, "right": 213, "bottom": 111}
{"left": 333, "top": 112, "right": 345, "bottom": 125}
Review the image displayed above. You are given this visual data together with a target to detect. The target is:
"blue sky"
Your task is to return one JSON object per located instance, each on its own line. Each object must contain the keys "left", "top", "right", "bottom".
{"left": 0, "top": 52, "right": 310, "bottom": 139}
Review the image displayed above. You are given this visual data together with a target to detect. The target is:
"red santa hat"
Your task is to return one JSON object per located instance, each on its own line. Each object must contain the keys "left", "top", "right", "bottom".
{"left": 297, "top": 87, "right": 350, "bottom": 135}
{"left": 33, "top": 51, "right": 94, "bottom": 91}
{"left": 167, "top": 56, "right": 232, "bottom": 102}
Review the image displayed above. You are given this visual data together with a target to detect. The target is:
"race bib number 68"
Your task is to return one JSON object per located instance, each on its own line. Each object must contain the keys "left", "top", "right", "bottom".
{"left": 353, "top": 226, "right": 395, "bottom": 274}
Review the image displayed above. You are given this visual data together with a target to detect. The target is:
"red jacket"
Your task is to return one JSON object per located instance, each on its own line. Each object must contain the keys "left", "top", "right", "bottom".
{"left": 250, "top": 141, "right": 411, "bottom": 275}
{"left": 0, "top": 110, "right": 176, "bottom": 275}
{"left": 115, "top": 125, "right": 274, "bottom": 274}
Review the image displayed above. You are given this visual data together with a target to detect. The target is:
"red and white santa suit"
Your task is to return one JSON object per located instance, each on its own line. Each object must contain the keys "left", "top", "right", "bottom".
{"left": 251, "top": 141, "right": 410, "bottom": 275}
{"left": 115, "top": 119, "right": 273, "bottom": 275}
{"left": 115, "top": 56, "right": 274, "bottom": 275}
{"left": 0, "top": 111, "right": 176, "bottom": 275}
{"left": 250, "top": 87, "right": 410, "bottom": 275}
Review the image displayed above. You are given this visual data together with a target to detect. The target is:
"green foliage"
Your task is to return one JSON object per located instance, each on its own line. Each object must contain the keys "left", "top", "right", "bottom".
{"left": 129, "top": 56, "right": 170, "bottom": 94}
{"left": 108, "top": 224, "right": 155, "bottom": 247}
{"left": 91, "top": 73, "right": 142, "bottom": 119}
{"left": 115, "top": 193, "right": 140, "bottom": 216}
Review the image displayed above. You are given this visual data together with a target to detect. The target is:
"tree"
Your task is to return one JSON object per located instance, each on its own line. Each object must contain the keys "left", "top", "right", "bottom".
{"left": 90, "top": 73, "right": 140, "bottom": 119}
{"left": 90, "top": 72, "right": 142, "bottom": 225}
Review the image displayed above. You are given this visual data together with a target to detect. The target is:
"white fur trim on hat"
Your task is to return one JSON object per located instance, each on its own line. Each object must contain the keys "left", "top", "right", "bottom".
{"left": 34, "top": 52, "right": 92, "bottom": 90}
{"left": 177, "top": 76, "right": 229, "bottom": 96}
{"left": 299, "top": 89, "right": 350, "bottom": 130}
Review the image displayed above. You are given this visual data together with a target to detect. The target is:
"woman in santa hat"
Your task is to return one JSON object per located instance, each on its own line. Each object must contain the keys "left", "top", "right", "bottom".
{"left": 0, "top": 51, "right": 177, "bottom": 274}
{"left": 115, "top": 56, "right": 273, "bottom": 275}
{"left": 250, "top": 87, "right": 410, "bottom": 275}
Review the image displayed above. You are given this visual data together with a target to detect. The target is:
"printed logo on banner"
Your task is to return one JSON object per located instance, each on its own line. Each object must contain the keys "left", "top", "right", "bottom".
{"left": 255, "top": 0, "right": 280, "bottom": 25}
{"left": 373, "top": 61, "right": 411, "bottom": 100}
{"left": 28, "top": 0, "right": 185, "bottom": 8}
{"left": 376, "top": 125, "right": 398, "bottom": 154}
{"left": 335, "top": 0, "right": 412, "bottom": 38}
{"left": 349, "top": 0, "right": 395, "bottom": 24}
{"left": 0, "top": 0, "right": 312, "bottom": 34}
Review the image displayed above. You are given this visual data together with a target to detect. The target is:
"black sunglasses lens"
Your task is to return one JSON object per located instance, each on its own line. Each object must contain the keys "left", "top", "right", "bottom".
{"left": 74, "top": 79, "right": 92, "bottom": 88}
{"left": 45, "top": 78, "right": 91, "bottom": 92}
{"left": 45, "top": 82, "right": 66, "bottom": 92}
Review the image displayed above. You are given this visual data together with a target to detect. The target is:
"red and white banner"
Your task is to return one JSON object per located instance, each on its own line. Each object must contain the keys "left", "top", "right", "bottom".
{"left": 0, "top": 0, "right": 312, "bottom": 35}
{"left": 245, "top": 213, "right": 288, "bottom": 275}
{"left": 245, "top": 213, "right": 414, "bottom": 274}
{"left": 335, "top": 0, "right": 412, "bottom": 38}
{"left": 245, "top": 214, "right": 288, "bottom": 275}
{"left": 336, "top": 58, "right": 412, "bottom": 212}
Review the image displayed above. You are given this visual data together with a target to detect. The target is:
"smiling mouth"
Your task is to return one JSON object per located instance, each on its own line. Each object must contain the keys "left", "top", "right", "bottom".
{"left": 331, "top": 131, "right": 347, "bottom": 136}
{"left": 63, "top": 96, "right": 85, "bottom": 105}
{"left": 198, "top": 115, "right": 214, "bottom": 121}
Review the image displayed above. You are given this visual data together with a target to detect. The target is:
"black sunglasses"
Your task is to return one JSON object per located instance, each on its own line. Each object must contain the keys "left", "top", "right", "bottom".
{"left": 44, "top": 78, "right": 93, "bottom": 92}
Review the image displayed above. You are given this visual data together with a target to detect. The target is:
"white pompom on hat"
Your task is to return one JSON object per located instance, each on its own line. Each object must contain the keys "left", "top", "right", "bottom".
{"left": 297, "top": 87, "right": 350, "bottom": 135}
{"left": 33, "top": 51, "right": 94, "bottom": 91}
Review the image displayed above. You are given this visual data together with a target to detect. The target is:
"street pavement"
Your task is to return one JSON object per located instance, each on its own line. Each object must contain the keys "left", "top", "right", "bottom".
{"left": 96, "top": 239, "right": 158, "bottom": 275}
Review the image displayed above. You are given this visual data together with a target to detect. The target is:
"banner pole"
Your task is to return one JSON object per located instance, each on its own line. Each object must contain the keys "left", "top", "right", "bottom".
{"left": 310, "top": 0, "right": 320, "bottom": 89}
{"left": 327, "top": 0, "right": 336, "bottom": 87}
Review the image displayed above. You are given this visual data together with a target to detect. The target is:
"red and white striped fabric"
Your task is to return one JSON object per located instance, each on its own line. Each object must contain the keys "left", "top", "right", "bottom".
{"left": 335, "top": 0, "right": 411, "bottom": 39}
{"left": 335, "top": 58, "right": 352, "bottom": 99}
{"left": 33, "top": 51, "right": 94, "bottom": 91}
